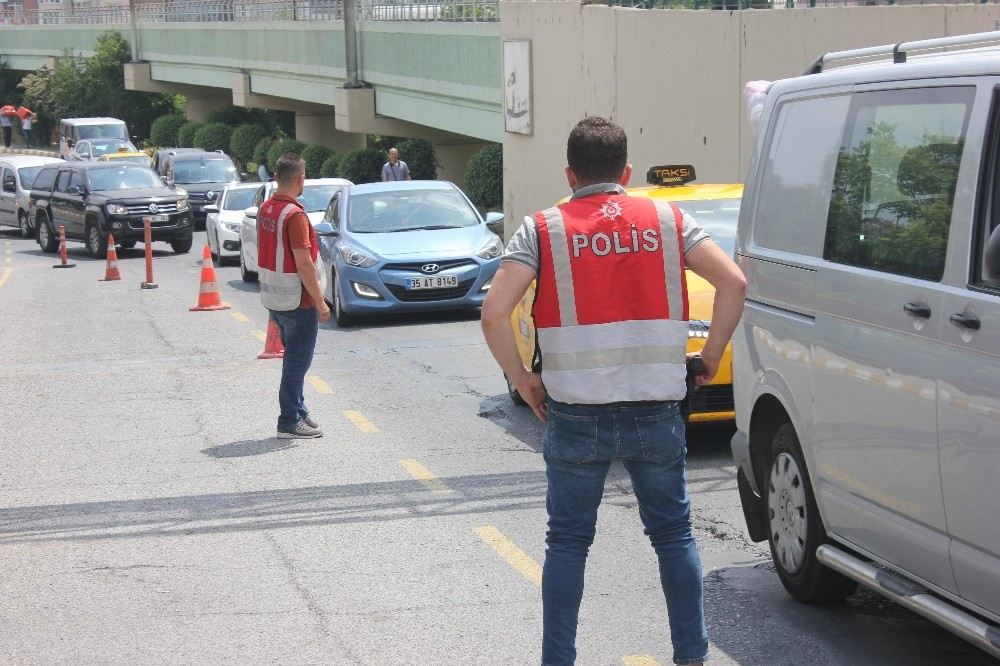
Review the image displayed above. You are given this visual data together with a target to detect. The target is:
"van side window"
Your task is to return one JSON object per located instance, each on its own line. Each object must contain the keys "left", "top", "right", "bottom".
{"left": 2, "top": 169, "right": 14, "bottom": 193}
{"left": 824, "top": 87, "right": 974, "bottom": 282}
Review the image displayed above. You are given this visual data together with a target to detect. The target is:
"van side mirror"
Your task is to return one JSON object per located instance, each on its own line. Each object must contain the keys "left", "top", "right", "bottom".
{"left": 485, "top": 211, "right": 504, "bottom": 236}
{"left": 2, "top": 182, "right": 14, "bottom": 194}
{"left": 985, "top": 225, "right": 1000, "bottom": 282}
{"left": 244, "top": 206, "right": 258, "bottom": 220}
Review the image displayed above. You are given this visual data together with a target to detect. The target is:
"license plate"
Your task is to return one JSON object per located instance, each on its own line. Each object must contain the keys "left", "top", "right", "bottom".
{"left": 406, "top": 275, "right": 458, "bottom": 290}
{"left": 151, "top": 214, "right": 169, "bottom": 222}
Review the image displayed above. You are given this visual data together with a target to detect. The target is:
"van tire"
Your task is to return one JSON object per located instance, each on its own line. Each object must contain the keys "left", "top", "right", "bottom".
{"left": 36, "top": 211, "right": 58, "bottom": 253}
{"left": 766, "top": 423, "right": 857, "bottom": 604}
{"left": 18, "top": 210, "right": 31, "bottom": 238}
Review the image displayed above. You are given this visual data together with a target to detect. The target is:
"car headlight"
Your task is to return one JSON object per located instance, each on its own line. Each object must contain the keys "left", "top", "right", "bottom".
{"left": 106, "top": 203, "right": 129, "bottom": 216}
{"left": 338, "top": 244, "right": 378, "bottom": 268}
{"left": 176, "top": 198, "right": 189, "bottom": 212}
{"left": 222, "top": 220, "right": 242, "bottom": 233}
{"left": 476, "top": 235, "right": 503, "bottom": 260}
{"left": 688, "top": 320, "right": 710, "bottom": 339}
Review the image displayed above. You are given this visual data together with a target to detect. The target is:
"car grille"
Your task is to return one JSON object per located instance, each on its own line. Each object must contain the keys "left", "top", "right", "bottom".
{"left": 381, "top": 259, "right": 477, "bottom": 273}
{"left": 386, "top": 278, "right": 475, "bottom": 302}
{"left": 125, "top": 203, "right": 179, "bottom": 215}
{"left": 688, "top": 385, "right": 734, "bottom": 414}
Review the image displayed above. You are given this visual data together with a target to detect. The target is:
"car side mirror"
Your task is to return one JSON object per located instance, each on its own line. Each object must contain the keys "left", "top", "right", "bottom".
{"left": 66, "top": 184, "right": 83, "bottom": 196}
{"left": 314, "top": 221, "right": 337, "bottom": 236}
{"left": 485, "top": 211, "right": 504, "bottom": 236}
{"left": 66, "top": 139, "right": 75, "bottom": 148}
{"left": 2, "top": 182, "right": 14, "bottom": 194}
{"left": 204, "top": 204, "right": 219, "bottom": 214}
{"left": 985, "top": 225, "right": 1000, "bottom": 282}
{"left": 244, "top": 206, "right": 258, "bottom": 220}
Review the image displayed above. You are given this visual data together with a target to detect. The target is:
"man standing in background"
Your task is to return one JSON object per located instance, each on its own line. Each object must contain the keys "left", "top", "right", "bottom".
{"left": 381, "top": 147, "right": 411, "bottom": 182}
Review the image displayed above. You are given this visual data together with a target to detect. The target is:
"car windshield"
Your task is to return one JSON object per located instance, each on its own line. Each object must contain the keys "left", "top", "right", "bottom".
{"left": 223, "top": 187, "right": 257, "bottom": 211}
{"left": 172, "top": 159, "right": 238, "bottom": 184}
{"left": 88, "top": 167, "right": 164, "bottom": 191}
{"left": 347, "top": 188, "right": 479, "bottom": 233}
{"left": 298, "top": 184, "right": 344, "bottom": 213}
{"left": 90, "top": 140, "right": 137, "bottom": 157}
{"left": 676, "top": 198, "right": 740, "bottom": 257}
{"left": 76, "top": 124, "right": 128, "bottom": 140}
{"left": 17, "top": 166, "right": 44, "bottom": 188}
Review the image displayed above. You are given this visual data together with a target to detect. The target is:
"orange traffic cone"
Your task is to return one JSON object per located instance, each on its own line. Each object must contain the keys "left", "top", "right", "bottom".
{"left": 52, "top": 224, "right": 76, "bottom": 269}
{"left": 189, "top": 244, "right": 230, "bottom": 311}
{"left": 257, "top": 319, "right": 285, "bottom": 360}
{"left": 99, "top": 234, "right": 121, "bottom": 281}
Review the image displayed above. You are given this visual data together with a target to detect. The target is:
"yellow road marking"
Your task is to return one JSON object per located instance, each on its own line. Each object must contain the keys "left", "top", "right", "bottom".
{"left": 308, "top": 375, "right": 334, "bottom": 395}
{"left": 622, "top": 657, "right": 661, "bottom": 666}
{"left": 252, "top": 329, "right": 267, "bottom": 342}
{"left": 475, "top": 526, "right": 542, "bottom": 587}
{"left": 399, "top": 459, "right": 453, "bottom": 495}
{"left": 344, "top": 410, "right": 379, "bottom": 433}
{"left": 0, "top": 267, "right": 11, "bottom": 288}
{"left": 231, "top": 311, "right": 249, "bottom": 322}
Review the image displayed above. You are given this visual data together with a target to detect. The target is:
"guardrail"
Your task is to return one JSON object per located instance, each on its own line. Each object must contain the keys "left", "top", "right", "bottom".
{"left": 0, "top": 0, "right": 497, "bottom": 25}
{"left": 611, "top": 0, "right": 992, "bottom": 7}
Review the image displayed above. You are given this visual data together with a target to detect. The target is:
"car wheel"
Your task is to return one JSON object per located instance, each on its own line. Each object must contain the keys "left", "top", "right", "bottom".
{"left": 505, "top": 374, "right": 527, "bottom": 406}
{"left": 240, "top": 247, "right": 258, "bottom": 283}
{"left": 119, "top": 240, "right": 137, "bottom": 250}
{"left": 18, "top": 210, "right": 31, "bottom": 238}
{"left": 766, "top": 423, "right": 857, "bottom": 603}
{"left": 171, "top": 235, "right": 193, "bottom": 254}
{"left": 36, "top": 212, "right": 57, "bottom": 253}
{"left": 86, "top": 222, "right": 108, "bottom": 259}
{"left": 333, "top": 270, "right": 355, "bottom": 327}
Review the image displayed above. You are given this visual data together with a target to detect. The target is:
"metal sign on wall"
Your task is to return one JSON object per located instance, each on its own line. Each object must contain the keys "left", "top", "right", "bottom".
{"left": 503, "top": 40, "right": 531, "bottom": 135}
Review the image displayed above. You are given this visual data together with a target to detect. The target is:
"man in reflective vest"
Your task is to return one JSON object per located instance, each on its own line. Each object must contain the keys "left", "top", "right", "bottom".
{"left": 482, "top": 117, "right": 746, "bottom": 665}
{"left": 258, "top": 153, "right": 331, "bottom": 438}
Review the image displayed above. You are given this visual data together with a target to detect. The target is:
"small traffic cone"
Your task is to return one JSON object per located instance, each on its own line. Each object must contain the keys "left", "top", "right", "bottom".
{"left": 257, "top": 319, "right": 285, "bottom": 360}
{"left": 189, "top": 244, "right": 230, "bottom": 311}
{"left": 52, "top": 224, "right": 76, "bottom": 269}
{"left": 99, "top": 234, "right": 121, "bottom": 281}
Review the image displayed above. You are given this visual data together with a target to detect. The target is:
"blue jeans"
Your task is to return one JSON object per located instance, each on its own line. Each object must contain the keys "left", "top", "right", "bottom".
{"left": 269, "top": 307, "right": 318, "bottom": 431}
{"left": 21, "top": 129, "right": 30, "bottom": 146}
{"left": 541, "top": 400, "right": 708, "bottom": 666}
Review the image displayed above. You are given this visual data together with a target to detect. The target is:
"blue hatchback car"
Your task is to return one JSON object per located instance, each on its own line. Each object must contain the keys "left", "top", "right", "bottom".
{"left": 315, "top": 180, "right": 505, "bottom": 326}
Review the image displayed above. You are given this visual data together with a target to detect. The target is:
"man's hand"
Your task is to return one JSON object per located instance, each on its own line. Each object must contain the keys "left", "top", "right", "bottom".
{"left": 693, "top": 353, "right": 721, "bottom": 386}
{"left": 318, "top": 302, "right": 331, "bottom": 324}
{"left": 515, "top": 371, "right": 548, "bottom": 422}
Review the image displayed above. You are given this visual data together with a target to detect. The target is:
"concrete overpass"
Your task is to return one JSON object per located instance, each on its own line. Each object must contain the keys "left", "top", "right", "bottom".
{"left": 0, "top": 3, "right": 501, "bottom": 181}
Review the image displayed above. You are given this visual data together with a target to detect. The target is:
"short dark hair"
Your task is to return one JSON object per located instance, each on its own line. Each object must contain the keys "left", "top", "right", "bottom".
{"left": 566, "top": 117, "right": 627, "bottom": 185}
{"left": 274, "top": 153, "right": 305, "bottom": 184}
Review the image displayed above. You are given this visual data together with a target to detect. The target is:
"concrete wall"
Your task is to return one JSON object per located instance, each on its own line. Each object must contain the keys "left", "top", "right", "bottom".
{"left": 500, "top": 2, "right": 1000, "bottom": 237}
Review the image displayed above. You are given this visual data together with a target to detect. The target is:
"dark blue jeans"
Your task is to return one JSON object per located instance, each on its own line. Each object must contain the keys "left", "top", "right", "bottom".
{"left": 269, "top": 307, "right": 318, "bottom": 431}
{"left": 541, "top": 400, "right": 708, "bottom": 666}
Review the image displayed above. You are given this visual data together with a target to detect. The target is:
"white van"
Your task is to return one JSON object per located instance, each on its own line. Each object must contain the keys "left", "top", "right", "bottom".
{"left": 58, "top": 118, "right": 128, "bottom": 160}
{"left": 733, "top": 32, "right": 1000, "bottom": 658}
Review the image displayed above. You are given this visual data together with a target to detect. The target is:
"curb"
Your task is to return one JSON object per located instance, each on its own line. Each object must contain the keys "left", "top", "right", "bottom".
{"left": 0, "top": 147, "right": 59, "bottom": 158}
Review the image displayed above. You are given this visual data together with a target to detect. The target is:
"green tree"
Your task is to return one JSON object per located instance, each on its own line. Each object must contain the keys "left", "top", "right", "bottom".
{"left": 339, "top": 148, "right": 384, "bottom": 184}
{"left": 206, "top": 107, "right": 294, "bottom": 137}
{"left": 302, "top": 145, "right": 334, "bottom": 179}
{"left": 395, "top": 138, "right": 439, "bottom": 180}
{"left": 253, "top": 136, "right": 274, "bottom": 165}
{"left": 320, "top": 154, "right": 342, "bottom": 178}
{"left": 465, "top": 143, "right": 502, "bottom": 210}
{"left": 149, "top": 114, "right": 187, "bottom": 147}
{"left": 193, "top": 122, "right": 234, "bottom": 153}
{"left": 267, "top": 139, "right": 306, "bottom": 172}
{"left": 229, "top": 124, "right": 270, "bottom": 165}
{"left": 177, "top": 121, "right": 203, "bottom": 148}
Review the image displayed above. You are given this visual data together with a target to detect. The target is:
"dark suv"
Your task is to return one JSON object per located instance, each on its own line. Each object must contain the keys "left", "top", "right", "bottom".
{"left": 30, "top": 162, "right": 193, "bottom": 258}
{"left": 165, "top": 151, "right": 241, "bottom": 228}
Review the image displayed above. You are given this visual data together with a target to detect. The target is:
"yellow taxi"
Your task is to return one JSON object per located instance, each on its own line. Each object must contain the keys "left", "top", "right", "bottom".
{"left": 507, "top": 165, "right": 742, "bottom": 424}
{"left": 97, "top": 148, "right": 153, "bottom": 169}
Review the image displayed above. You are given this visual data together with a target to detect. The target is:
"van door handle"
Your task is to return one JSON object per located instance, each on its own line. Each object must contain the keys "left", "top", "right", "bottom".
{"left": 904, "top": 302, "right": 932, "bottom": 318}
{"left": 950, "top": 313, "right": 981, "bottom": 331}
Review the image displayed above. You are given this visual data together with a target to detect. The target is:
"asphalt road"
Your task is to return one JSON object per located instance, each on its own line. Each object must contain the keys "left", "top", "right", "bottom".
{"left": 0, "top": 228, "right": 994, "bottom": 665}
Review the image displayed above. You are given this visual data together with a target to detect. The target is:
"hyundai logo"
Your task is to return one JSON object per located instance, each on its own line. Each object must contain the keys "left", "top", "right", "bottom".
{"left": 148, "top": 203, "right": 159, "bottom": 214}
{"left": 420, "top": 263, "right": 440, "bottom": 274}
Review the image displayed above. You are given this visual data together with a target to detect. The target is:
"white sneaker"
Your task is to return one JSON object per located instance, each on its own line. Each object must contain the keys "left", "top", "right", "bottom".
{"left": 277, "top": 419, "right": 323, "bottom": 439}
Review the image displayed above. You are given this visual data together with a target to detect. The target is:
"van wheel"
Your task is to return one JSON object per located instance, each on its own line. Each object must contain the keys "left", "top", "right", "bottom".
{"left": 766, "top": 423, "right": 857, "bottom": 603}
{"left": 36, "top": 212, "right": 58, "bottom": 253}
{"left": 505, "top": 375, "right": 527, "bottom": 406}
{"left": 86, "top": 222, "right": 108, "bottom": 259}
{"left": 18, "top": 211, "right": 31, "bottom": 238}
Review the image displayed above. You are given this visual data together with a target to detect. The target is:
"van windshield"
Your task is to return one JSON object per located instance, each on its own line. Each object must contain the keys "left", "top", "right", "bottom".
{"left": 75, "top": 124, "right": 128, "bottom": 141}
{"left": 676, "top": 198, "right": 740, "bottom": 257}
{"left": 172, "top": 159, "right": 238, "bottom": 184}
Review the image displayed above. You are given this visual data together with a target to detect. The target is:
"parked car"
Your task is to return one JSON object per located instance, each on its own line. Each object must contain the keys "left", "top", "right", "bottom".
{"left": 151, "top": 147, "right": 204, "bottom": 177}
{"left": 238, "top": 178, "right": 353, "bottom": 282}
{"left": 505, "top": 166, "right": 742, "bottom": 421}
{"left": 732, "top": 32, "right": 1000, "bottom": 659}
{"left": 0, "top": 155, "right": 63, "bottom": 237}
{"left": 30, "top": 162, "right": 192, "bottom": 258}
{"left": 97, "top": 150, "right": 153, "bottom": 169}
{"left": 205, "top": 182, "right": 259, "bottom": 266}
{"left": 312, "top": 180, "right": 503, "bottom": 327}
{"left": 58, "top": 117, "right": 128, "bottom": 160}
{"left": 165, "top": 150, "right": 240, "bottom": 228}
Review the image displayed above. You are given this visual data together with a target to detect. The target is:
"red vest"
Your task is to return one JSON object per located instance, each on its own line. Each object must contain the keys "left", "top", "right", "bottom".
{"left": 532, "top": 194, "right": 690, "bottom": 404}
{"left": 257, "top": 197, "right": 317, "bottom": 311}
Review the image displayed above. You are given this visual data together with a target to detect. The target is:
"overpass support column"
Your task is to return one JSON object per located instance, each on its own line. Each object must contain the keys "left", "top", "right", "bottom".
{"left": 433, "top": 141, "right": 489, "bottom": 189}
{"left": 185, "top": 94, "right": 231, "bottom": 122}
{"left": 295, "top": 112, "right": 365, "bottom": 151}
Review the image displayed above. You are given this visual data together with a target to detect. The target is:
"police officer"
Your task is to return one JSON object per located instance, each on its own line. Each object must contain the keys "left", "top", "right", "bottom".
{"left": 481, "top": 117, "right": 746, "bottom": 665}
